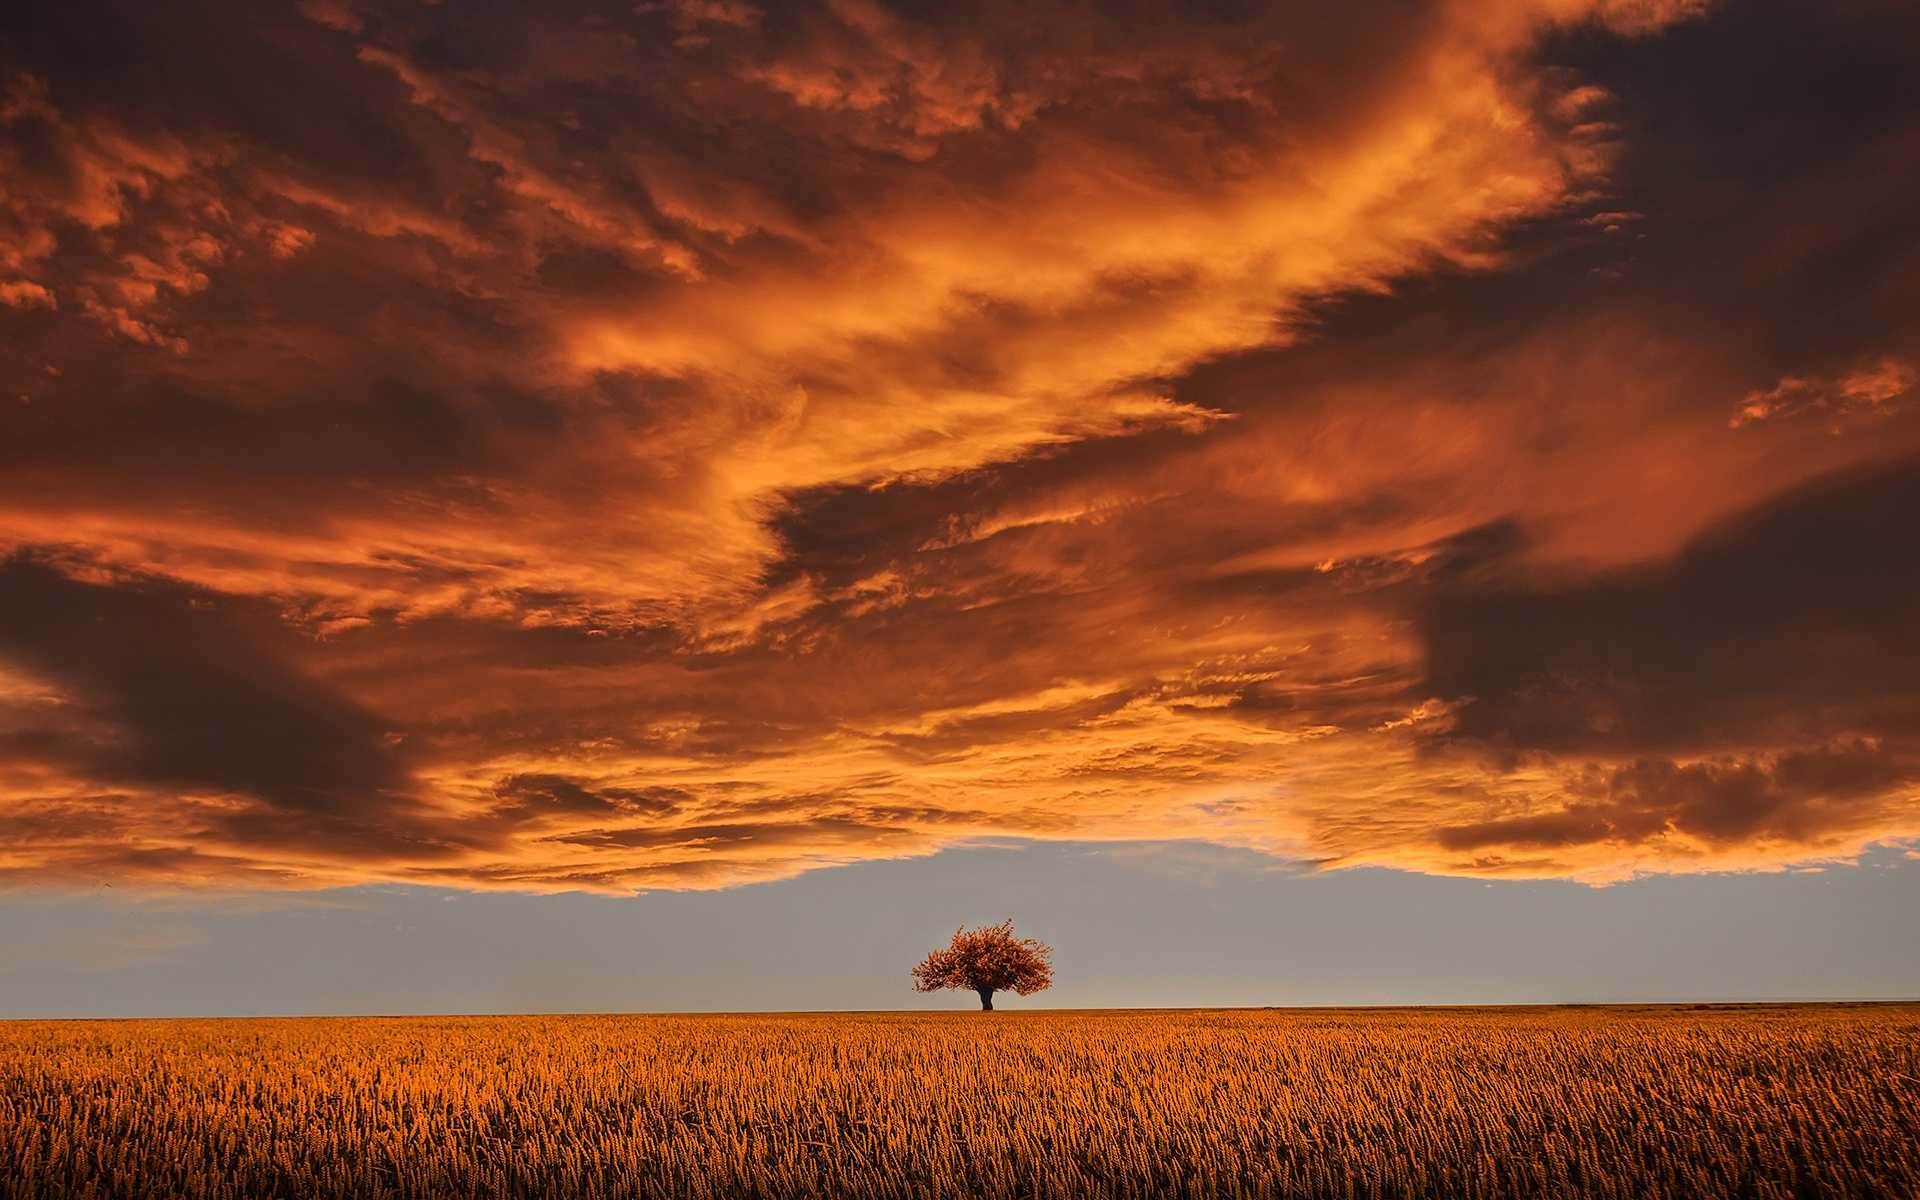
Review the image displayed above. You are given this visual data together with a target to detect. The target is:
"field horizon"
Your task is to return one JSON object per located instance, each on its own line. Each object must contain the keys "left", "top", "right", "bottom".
{"left": 9, "top": 998, "right": 1920, "bottom": 1023}
{"left": 7, "top": 1004, "right": 1916, "bottom": 1198}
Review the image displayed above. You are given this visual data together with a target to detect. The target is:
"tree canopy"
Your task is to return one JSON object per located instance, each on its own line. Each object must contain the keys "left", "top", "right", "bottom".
{"left": 911, "top": 920, "right": 1053, "bottom": 1010}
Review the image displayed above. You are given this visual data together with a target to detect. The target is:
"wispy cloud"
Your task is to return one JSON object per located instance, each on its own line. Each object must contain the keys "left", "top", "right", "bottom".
{"left": 2, "top": 0, "right": 1918, "bottom": 892}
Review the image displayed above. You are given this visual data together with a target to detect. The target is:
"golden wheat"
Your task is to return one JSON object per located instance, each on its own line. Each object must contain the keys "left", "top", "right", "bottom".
{"left": 1, "top": 1005, "right": 1915, "bottom": 1198}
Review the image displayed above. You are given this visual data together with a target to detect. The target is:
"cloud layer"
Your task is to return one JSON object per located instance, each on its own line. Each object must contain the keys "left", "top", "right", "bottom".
{"left": 2, "top": 0, "right": 1918, "bottom": 890}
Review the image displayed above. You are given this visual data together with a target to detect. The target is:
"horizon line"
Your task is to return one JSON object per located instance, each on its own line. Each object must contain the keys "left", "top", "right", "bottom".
{"left": 9, "top": 998, "right": 1919, "bottom": 1023}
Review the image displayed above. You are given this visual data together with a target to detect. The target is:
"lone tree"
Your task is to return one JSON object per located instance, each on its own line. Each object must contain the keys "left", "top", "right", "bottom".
{"left": 911, "top": 919, "right": 1053, "bottom": 1011}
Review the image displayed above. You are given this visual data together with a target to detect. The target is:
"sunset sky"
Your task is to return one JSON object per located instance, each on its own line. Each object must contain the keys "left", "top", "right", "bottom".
{"left": 3, "top": 0, "right": 1918, "bottom": 1012}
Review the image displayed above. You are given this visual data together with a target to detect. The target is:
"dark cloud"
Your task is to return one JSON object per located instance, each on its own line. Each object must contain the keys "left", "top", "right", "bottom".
{"left": 2, "top": 0, "right": 1918, "bottom": 889}
{"left": 491, "top": 774, "right": 687, "bottom": 822}
{"left": 1437, "top": 742, "right": 1914, "bottom": 852}
{"left": 0, "top": 553, "right": 456, "bottom": 864}
{"left": 0, "top": 554, "right": 409, "bottom": 809}
{"left": 552, "top": 817, "right": 910, "bottom": 853}
{"left": 1424, "top": 458, "right": 1920, "bottom": 756}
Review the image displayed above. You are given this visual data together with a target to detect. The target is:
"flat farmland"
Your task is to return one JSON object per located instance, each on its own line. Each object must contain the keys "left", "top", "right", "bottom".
{"left": 2, "top": 1005, "right": 1915, "bottom": 1199}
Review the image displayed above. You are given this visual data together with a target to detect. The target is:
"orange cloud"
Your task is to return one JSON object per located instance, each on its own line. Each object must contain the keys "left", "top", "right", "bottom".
{"left": 1731, "top": 357, "right": 1915, "bottom": 428}
{"left": 3, "top": 0, "right": 1919, "bottom": 893}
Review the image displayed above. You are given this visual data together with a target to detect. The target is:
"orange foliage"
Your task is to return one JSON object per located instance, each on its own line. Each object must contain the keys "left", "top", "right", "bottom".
{"left": 911, "top": 919, "right": 1054, "bottom": 1009}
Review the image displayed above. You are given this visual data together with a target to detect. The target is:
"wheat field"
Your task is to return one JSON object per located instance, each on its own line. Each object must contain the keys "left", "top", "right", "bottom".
{"left": 2, "top": 1005, "right": 1915, "bottom": 1199}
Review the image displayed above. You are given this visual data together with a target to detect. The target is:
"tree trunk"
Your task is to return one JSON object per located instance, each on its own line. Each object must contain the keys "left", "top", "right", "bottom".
{"left": 977, "top": 988, "right": 994, "bottom": 1011}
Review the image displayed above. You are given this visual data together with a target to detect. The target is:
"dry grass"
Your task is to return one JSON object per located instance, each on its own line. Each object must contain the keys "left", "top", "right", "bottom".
{"left": 1, "top": 1005, "right": 1915, "bottom": 1199}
